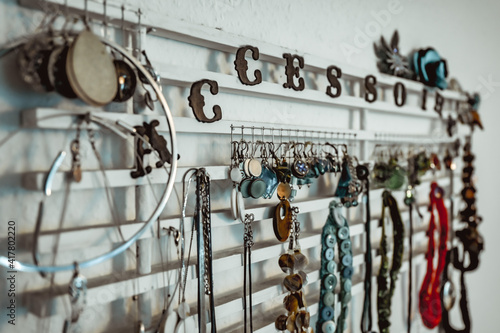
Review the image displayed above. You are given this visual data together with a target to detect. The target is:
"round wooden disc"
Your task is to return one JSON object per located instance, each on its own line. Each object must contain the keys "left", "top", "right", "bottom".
{"left": 248, "top": 159, "right": 262, "bottom": 177}
{"left": 277, "top": 182, "right": 292, "bottom": 200}
{"left": 273, "top": 199, "right": 292, "bottom": 242}
{"left": 283, "top": 273, "right": 303, "bottom": 292}
{"left": 243, "top": 158, "right": 252, "bottom": 177}
{"left": 278, "top": 253, "right": 295, "bottom": 273}
{"left": 67, "top": 30, "right": 117, "bottom": 106}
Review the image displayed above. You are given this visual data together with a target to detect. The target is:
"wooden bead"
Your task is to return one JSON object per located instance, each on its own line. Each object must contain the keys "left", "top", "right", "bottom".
{"left": 293, "top": 250, "right": 309, "bottom": 270}
{"left": 295, "top": 310, "right": 311, "bottom": 330}
{"left": 277, "top": 182, "right": 292, "bottom": 199}
{"left": 275, "top": 314, "right": 288, "bottom": 331}
{"left": 295, "top": 290, "right": 307, "bottom": 309}
{"left": 278, "top": 253, "right": 295, "bottom": 273}
{"left": 298, "top": 270, "right": 308, "bottom": 287}
{"left": 283, "top": 273, "right": 303, "bottom": 292}
{"left": 286, "top": 312, "right": 297, "bottom": 332}
{"left": 283, "top": 294, "right": 299, "bottom": 312}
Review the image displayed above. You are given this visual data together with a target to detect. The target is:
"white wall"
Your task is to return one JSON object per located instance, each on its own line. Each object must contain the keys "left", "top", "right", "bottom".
{"left": 141, "top": 1, "right": 500, "bottom": 331}
{"left": 0, "top": 0, "right": 499, "bottom": 332}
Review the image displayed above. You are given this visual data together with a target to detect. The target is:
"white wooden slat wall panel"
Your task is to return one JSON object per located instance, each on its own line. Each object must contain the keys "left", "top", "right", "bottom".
{"left": 0, "top": 1, "right": 473, "bottom": 333}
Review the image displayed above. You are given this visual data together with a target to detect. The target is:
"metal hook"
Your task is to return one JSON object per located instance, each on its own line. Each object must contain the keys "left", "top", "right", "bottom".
{"left": 340, "top": 143, "right": 348, "bottom": 155}
{"left": 325, "top": 142, "right": 338, "bottom": 156}
{"left": 83, "top": 0, "right": 89, "bottom": 26}
{"left": 251, "top": 127, "right": 255, "bottom": 156}
{"left": 63, "top": 0, "right": 68, "bottom": 18}
{"left": 136, "top": 8, "right": 143, "bottom": 58}
{"left": 73, "top": 261, "right": 80, "bottom": 276}
{"left": 164, "top": 226, "right": 181, "bottom": 246}
{"left": 103, "top": 0, "right": 108, "bottom": 37}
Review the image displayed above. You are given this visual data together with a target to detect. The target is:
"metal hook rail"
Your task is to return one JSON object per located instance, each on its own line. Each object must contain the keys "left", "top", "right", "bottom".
{"left": 230, "top": 124, "right": 358, "bottom": 149}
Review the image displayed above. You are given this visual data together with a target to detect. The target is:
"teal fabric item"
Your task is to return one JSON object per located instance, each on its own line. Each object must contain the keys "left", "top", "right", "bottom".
{"left": 413, "top": 48, "right": 448, "bottom": 90}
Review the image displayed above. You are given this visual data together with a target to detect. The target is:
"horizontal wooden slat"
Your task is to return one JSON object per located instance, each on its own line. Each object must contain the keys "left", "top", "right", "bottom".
{"left": 9, "top": 4, "right": 471, "bottom": 333}
{"left": 11, "top": 172, "right": 456, "bottom": 253}
{"left": 21, "top": 108, "right": 459, "bottom": 148}
{"left": 225, "top": 245, "right": 427, "bottom": 333}
{"left": 20, "top": 210, "right": 431, "bottom": 316}
{"left": 18, "top": 0, "right": 466, "bottom": 103}
{"left": 22, "top": 165, "right": 227, "bottom": 192}
{"left": 159, "top": 64, "right": 450, "bottom": 119}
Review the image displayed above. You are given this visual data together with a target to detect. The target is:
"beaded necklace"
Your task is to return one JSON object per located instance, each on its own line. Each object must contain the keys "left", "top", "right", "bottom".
{"left": 317, "top": 200, "right": 353, "bottom": 333}
{"left": 377, "top": 191, "right": 404, "bottom": 333}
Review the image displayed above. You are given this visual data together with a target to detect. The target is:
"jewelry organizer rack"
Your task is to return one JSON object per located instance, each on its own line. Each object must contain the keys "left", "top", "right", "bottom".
{"left": 0, "top": 1, "right": 474, "bottom": 332}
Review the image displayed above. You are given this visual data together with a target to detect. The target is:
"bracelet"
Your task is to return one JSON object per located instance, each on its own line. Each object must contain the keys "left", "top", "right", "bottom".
{"left": 317, "top": 200, "right": 353, "bottom": 333}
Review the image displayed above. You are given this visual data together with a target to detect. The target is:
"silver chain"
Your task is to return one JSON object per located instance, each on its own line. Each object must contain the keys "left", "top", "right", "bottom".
{"left": 291, "top": 206, "right": 300, "bottom": 247}
{"left": 179, "top": 169, "right": 197, "bottom": 304}
{"left": 199, "top": 172, "right": 212, "bottom": 295}
{"left": 243, "top": 214, "right": 255, "bottom": 248}
{"left": 347, "top": 154, "right": 361, "bottom": 192}
{"left": 70, "top": 125, "right": 81, "bottom": 182}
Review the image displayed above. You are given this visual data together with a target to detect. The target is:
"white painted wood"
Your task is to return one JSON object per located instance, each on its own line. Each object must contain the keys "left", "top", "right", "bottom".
{"left": 22, "top": 108, "right": 458, "bottom": 151}
{"left": 7, "top": 2, "right": 473, "bottom": 333}
{"left": 158, "top": 63, "right": 450, "bottom": 119}
{"left": 18, "top": 0, "right": 466, "bottom": 102}
{"left": 22, "top": 165, "right": 227, "bottom": 192}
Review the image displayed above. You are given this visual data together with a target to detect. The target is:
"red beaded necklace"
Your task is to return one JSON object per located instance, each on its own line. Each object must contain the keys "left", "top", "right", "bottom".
{"left": 419, "top": 182, "right": 449, "bottom": 328}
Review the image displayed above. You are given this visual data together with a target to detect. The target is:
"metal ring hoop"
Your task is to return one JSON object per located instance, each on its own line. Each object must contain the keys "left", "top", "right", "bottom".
{"left": 0, "top": 34, "right": 178, "bottom": 273}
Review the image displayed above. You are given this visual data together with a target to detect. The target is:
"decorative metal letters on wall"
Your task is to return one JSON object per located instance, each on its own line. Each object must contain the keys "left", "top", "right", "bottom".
{"left": 187, "top": 45, "right": 452, "bottom": 123}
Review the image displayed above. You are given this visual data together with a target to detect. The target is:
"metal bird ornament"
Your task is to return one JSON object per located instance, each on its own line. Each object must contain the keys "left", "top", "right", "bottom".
{"left": 373, "top": 30, "right": 413, "bottom": 79}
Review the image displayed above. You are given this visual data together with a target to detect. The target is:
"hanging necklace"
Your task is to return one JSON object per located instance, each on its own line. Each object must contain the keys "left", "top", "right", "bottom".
{"left": 316, "top": 200, "right": 353, "bottom": 333}
{"left": 167, "top": 169, "right": 198, "bottom": 333}
{"left": 419, "top": 182, "right": 449, "bottom": 328}
{"left": 357, "top": 165, "right": 376, "bottom": 333}
{"left": 441, "top": 137, "right": 483, "bottom": 333}
{"left": 275, "top": 206, "right": 312, "bottom": 333}
{"left": 194, "top": 168, "right": 217, "bottom": 333}
{"left": 403, "top": 151, "right": 424, "bottom": 333}
{"left": 377, "top": 191, "right": 404, "bottom": 333}
{"left": 440, "top": 249, "right": 471, "bottom": 333}
{"left": 242, "top": 213, "right": 255, "bottom": 333}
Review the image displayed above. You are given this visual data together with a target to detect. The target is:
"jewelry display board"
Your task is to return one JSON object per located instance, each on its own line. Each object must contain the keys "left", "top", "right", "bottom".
{"left": 0, "top": 1, "right": 476, "bottom": 332}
